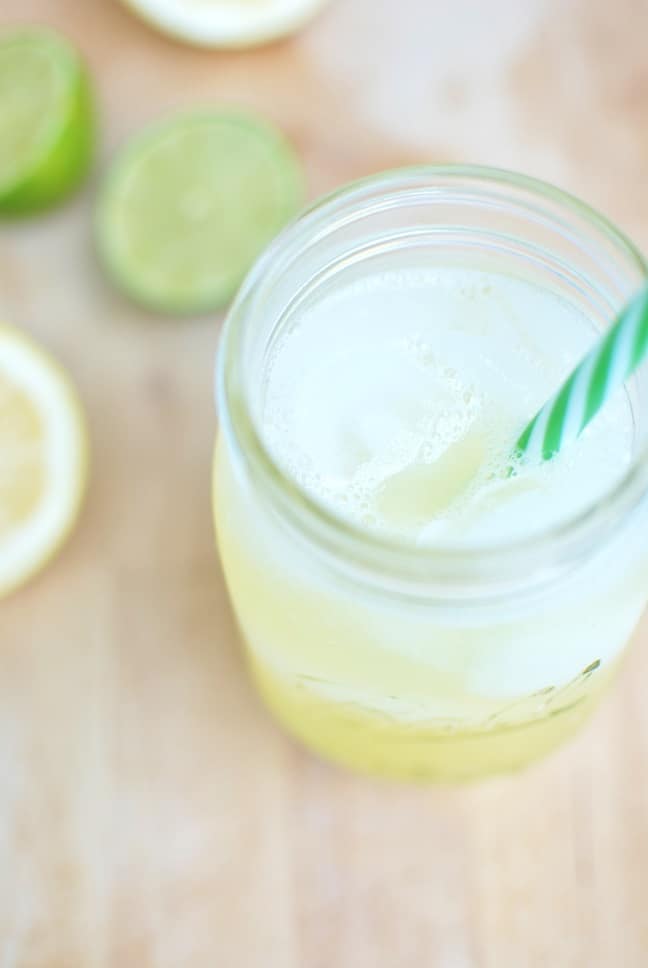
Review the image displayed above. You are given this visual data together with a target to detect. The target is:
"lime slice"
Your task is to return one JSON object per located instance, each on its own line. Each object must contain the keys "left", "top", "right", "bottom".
{"left": 120, "top": 0, "right": 330, "bottom": 48}
{"left": 0, "top": 324, "right": 88, "bottom": 597}
{"left": 96, "top": 110, "right": 305, "bottom": 314}
{"left": 0, "top": 28, "right": 94, "bottom": 215}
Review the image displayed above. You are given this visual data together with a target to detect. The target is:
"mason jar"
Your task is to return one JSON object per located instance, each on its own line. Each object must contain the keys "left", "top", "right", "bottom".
{"left": 214, "top": 166, "right": 648, "bottom": 781}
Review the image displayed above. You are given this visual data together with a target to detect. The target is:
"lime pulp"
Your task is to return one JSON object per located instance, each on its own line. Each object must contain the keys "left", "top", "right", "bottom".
{"left": 96, "top": 110, "right": 305, "bottom": 314}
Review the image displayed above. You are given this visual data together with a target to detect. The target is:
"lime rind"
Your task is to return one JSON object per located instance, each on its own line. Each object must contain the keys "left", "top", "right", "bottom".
{"left": 0, "top": 29, "right": 94, "bottom": 215}
{"left": 96, "top": 110, "right": 305, "bottom": 315}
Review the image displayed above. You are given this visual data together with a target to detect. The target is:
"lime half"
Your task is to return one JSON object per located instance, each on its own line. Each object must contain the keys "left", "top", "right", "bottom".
{"left": 0, "top": 29, "right": 94, "bottom": 215}
{"left": 120, "top": 0, "right": 330, "bottom": 49}
{"left": 97, "top": 111, "right": 305, "bottom": 315}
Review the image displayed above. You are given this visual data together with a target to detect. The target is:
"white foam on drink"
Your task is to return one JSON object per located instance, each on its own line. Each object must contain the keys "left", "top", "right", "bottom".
{"left": 261, "top": 267, "right": 634, "bottom": 545}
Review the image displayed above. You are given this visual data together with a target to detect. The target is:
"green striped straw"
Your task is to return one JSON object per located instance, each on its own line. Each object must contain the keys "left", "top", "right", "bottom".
{"left": 514, "top": 284, "right": 648, "bottom": 465}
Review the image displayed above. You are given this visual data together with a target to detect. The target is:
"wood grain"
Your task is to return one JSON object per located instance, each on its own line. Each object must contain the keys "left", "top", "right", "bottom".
{"left": 1, "top": 1, "right": 648, "bottom": 964}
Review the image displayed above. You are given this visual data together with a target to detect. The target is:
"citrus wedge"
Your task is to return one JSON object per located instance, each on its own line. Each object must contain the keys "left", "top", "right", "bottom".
{"left": 120, "top": 0, "right": 330, "bottom": 48}
{"left": 0, "top": 28, "right": 94, "bottom": 215}
{"left": 96, "top": 110, "right": 305, "bottom": 314}
{"left": 0, "top": 325, "right": 88, "bottom": 596}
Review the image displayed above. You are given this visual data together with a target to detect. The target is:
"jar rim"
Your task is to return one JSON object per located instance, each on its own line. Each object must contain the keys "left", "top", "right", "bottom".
{"left": 216, "top": 164, "right": 648, "bottom": 601}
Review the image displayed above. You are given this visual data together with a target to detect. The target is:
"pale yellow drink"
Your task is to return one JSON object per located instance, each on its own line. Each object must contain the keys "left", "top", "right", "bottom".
{"left": 214, "top": 169, "right": 648, "bottom": 781}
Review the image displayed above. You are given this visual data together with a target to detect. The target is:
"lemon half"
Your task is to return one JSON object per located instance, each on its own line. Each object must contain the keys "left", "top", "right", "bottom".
{"left": 120, "top": 0, "right": 330, "bottom": 48}
{"left": 0, "top": 325, "right": 88, "bottom": 596}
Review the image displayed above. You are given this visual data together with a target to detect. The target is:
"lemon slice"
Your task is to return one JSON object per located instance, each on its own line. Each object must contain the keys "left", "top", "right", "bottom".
{"left": 0, "top": 325, "right": 88, "bottom": 596}
{"left": 120, "top": 0, "right": 330, "bottom": 48}
{"left": 0, "top": 28, "right": 94, "bottom": 215}
{"left": 96, "top": 110, "right": 305, "bottom": 314}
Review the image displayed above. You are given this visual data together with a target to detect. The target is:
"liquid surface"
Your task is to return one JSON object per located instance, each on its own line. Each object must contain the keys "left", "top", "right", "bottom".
{"left": 261, "top": 268, "right": 634, "bottom": 545}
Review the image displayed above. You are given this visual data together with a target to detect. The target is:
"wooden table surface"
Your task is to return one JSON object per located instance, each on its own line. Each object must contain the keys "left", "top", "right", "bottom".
{"left": 2, "top": 1, "right": 648, "bottom": 965}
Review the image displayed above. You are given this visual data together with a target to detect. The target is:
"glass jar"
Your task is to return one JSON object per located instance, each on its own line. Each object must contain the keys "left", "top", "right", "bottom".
{"left": 214, "top": 166, "right": 648, "bottom": 781}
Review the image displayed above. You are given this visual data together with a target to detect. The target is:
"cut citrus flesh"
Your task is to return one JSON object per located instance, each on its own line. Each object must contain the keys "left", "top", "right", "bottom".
{"left": 97, "top": 110, "right": 305, "bottom": 314}
{"left": 0, "top": 325, "right": 88, "bottom": 596}
{"left": 120, "top": 0, "right": 330, "bottom": 48}
{"left": 0, "top": 28, "right": 94, "bottom": 214}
